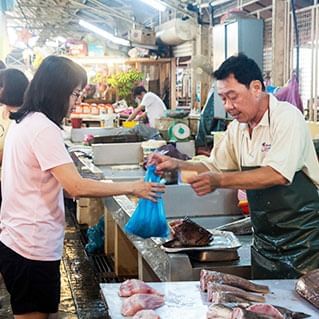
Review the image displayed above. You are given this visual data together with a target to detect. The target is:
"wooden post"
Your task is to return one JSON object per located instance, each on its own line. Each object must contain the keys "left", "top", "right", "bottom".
{"left": 170, "top": 58, "right": 176, "bottom": 109}
{"left": 272, "top": 0, "right": 286, "bottom": 87}
{"left": 114, "top": 224, "right": 138, "bottom": 277}
{"left": 104, "top": 208, "right": 115, "bottom": 256}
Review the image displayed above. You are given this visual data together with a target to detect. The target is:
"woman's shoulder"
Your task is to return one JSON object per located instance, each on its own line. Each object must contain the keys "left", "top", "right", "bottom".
{"left": 22, "top": 112, "right": 60, "bottom": 133}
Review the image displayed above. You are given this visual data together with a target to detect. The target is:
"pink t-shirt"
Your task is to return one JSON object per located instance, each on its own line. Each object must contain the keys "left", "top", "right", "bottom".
{"left": 0, "top": 112, "right": 72, "bottom": 261}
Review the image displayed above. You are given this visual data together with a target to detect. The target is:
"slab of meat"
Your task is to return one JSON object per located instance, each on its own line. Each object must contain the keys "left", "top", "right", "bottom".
{"left": 133, "top": 309, "right": 160, "bottom": 319}
{"left": 246, "top": 304, "right": 283, "bottom": 319}
{"left": 273, "top": 305, "right": 310, "bottom": 319}
{"left": 119, "top": 279, "right": 162, "bottom": 297}
{"left": 121, "top": 294, "right": 165, "bottom": 317}
{"left": 207, "top": 282, "right": 265, "bottom": 303}
{"left": 207, "top": 304, "right": 233, "bottom": 319}
{"left": 295, "top": 269, "right": 319, "bottom": 309}
{"left": 247, "top": 304, "right": 310, "bottom": 319}
{"left": 200, "top": 270, "right": 270, "bottom": 293}
{"left": 173, "top": 217, "right": 213, "bottom": 247}
{"left": 210, "top": 291, "right": 265, "bottom": 304}
{"left": 231, "top": 307, "right": 277, "bottom": 319}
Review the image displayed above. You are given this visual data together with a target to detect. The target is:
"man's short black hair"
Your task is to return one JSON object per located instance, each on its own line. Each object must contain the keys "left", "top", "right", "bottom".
{"left": 133, "top": 86, "right": 147, "bottom": 97}
{"left": 0, "top": 68, "right": 29, "bottom": 107}
{"left": 213, "top": 53, "right": 265, "bottom": 91}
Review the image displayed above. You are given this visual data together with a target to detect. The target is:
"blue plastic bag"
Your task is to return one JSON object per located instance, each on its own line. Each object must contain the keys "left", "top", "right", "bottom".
{"left": 124, "top": 165, "right": 169, "bottom": 238}
{"left": 85, "top": 216, "right": 105, "bottom": 254}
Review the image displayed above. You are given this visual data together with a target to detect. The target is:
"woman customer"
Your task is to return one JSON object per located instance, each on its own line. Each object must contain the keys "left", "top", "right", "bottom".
{"left": 0, "top": 56, "right": 164, "bottom": 319}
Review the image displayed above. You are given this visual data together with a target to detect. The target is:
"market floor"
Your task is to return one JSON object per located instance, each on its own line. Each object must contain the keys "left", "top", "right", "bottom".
{"left": 0, "top": 200, "right": 109, "bottom": 319}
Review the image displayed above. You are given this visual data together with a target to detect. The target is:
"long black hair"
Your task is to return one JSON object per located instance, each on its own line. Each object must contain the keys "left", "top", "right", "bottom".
{"left": 0, "top": 68, "right": 29, "bottom": 107}
{"left": 11, "top": 55, "right": 87, "bottom": 127}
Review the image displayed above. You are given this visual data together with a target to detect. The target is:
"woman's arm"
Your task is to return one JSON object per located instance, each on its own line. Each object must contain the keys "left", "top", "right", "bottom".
{"left": 50, "top": 163, "right": 164, "bottom": 201}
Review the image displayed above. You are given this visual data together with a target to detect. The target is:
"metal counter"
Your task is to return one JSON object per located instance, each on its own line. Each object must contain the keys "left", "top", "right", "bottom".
{"left": 71, "top": 149, "right": 251, "bottom": 281}
{"left": 105, "top": 195, "right": 251, "bottom": 282}
{"left": 101, "top": 280, "right": 319, "bottom": 319}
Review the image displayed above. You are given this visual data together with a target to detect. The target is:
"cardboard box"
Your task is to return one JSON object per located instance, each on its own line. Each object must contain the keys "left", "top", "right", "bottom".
{"left": 129, "top": 29, "right": 156, "bottom": 45}
{"left": 76, "top": 198, "right": 104, "bottom": 226}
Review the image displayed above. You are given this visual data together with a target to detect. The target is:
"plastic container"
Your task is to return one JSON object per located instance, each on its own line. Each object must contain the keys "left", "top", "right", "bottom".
{"left": 71, "top": 118, "right": 82, "bottom": 128}
{"left": 123, "top": 121, "right": 138, "bottom": 128}
{"left": 238, "top": 200, "right": 250, "bottom": 215}
{"left": 91, "top": 104, "right": 99, "bottom": 115}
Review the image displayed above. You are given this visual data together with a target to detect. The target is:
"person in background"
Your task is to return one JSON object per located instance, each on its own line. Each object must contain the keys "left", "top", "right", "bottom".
{"left": 0, "top": 56, "right": 165, "bottom": 319}
{"left": 150, "top": 53, "right": 319, "bottom": 280}
{"left": 128, "top": 86, "right": 167, "bottom": 127}
{"left": 0, "top": 69, "right": 29, "bottom": 161}
{"left": 0, "top": 60, "right": 6, "bottom": 70}
{"left": 0, "top": 69, "right": 29, "bottom": 205}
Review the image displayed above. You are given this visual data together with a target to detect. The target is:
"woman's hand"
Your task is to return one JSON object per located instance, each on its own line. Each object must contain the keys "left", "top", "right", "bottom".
{"left": 148, "top": 153, "right": 179, "bottom": 175}
{"left": 131, "top": 180, "right": 165, "bottom": 202}
{"left": 188, "top": 172, "right": 222, "bottom": 196}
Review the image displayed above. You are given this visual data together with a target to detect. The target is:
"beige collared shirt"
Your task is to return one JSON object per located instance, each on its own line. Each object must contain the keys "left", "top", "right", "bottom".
{"left": 201, "top": 94, "right": 319, "bottom": 188}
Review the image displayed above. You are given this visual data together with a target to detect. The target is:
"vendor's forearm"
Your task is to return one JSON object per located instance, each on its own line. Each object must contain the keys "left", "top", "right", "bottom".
{"left": 219, "top": 166, "right": 288, "bottom": 189}
{"left": 177, "top": 159, "right": 210, "bottom": 173}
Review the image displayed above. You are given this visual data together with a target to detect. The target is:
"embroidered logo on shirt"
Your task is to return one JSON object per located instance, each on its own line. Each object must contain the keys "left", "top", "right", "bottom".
{"left": 261, "top": 142, "right": 271, "bottom": 152}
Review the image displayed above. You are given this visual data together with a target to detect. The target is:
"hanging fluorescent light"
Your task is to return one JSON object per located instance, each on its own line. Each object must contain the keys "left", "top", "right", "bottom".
{"left": 79, "top": 19, "right": 130, "bottom": 47}
{"left": 139, "top": 0, "right": 166, "bottom": 12}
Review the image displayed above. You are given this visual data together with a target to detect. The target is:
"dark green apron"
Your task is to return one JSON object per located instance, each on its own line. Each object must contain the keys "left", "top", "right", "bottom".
{"left": 245, "top": 169, "right": 319, "bottom": 279}
{"left": 241, "top": 109, "right": 319, "bottom": 279}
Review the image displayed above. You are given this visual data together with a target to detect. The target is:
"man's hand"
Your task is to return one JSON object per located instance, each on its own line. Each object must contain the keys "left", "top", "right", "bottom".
{"left": 188, "top": 172, "right": 222, "bottom": 196}
{"left": 148, "top": 153, "right": 179, "bottom": 175}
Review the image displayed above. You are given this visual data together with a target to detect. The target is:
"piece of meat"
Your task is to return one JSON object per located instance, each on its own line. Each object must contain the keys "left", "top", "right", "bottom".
{"left": 295, "top": 269, "right": 319, "bottom": 309}
{"left": 273, "top": 305, "right": 310, "bottom": 319}
{"left": 200, "top": 269, "right": 270, "bottom": 294}
{"left": 207, "top": 282, "right": 265, "bottom": 303}
{"left": 173, "top": 217, "right": 213, "bottom": 247}
{"left": 231, "top": 307, "right": 276, "bottom": 319}
{"left": 207, "top": 304, "right": 233, "bottom": 319}
{"left": 247, "top": 304, "right": 283, "bottom": 319}
{"left": 121, "top": 294, "right": 165, "bottom": 317}
{"left": 119, "top": 279, "right": 162, "bottom": 297}
{"left": 210, "top": 290, "right": 265, "bottom": 304}
{"left": 133, "top": 309, "right": 160, "bottom": 319}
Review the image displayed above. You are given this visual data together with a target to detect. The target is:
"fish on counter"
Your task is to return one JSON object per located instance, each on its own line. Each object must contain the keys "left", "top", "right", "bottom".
{"left": 247, "top": 304, "right": 310, "bottom": 319}
{"left": 210, "top": 291, "right": 265, "bottom": 304}
{"left": 119, "top": 279, "right": 163, "bottom": 297}
{"left": 132, "top": 309, "right": 160, "bottom": 319}
{"left": 215, "top": 217, "right": 252, "bottom": 235}
{"left": 207, "top": 304, "right": 233, "bottom": 319}
{"left": 207, "top": 304, "right": 272, "bottom": 319}
{"left": 207, "top": 303, "right": 310, "bottom": 319}
{"left": 121, "top": 294, "right": 165, "bottom": 317}
{"left": 231, "top": 307, "right": 277, "bottom": 319}
{"left": 295, "top": 269, "right": 319, "bottom": 309}
{"left": 207, "top": 282, "right": 265, "bottom": 303}
{"left": 200, "top": 270, "right": 270, "bottom": 294}
{"left": 171, "top": 217, "right": 213, "bottom": 247}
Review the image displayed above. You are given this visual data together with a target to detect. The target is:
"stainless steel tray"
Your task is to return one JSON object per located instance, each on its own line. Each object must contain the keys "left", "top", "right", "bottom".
{"left": 161, "top": 230, "right": 241, "bottom": 253}
{"left": 188, "top": 249, "right": 239, "bottom": 262}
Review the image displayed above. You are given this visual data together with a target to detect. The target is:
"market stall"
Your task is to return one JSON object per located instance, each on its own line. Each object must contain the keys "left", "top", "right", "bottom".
{"left": 101, "top": 280, "right": 318, "bottom": 319}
